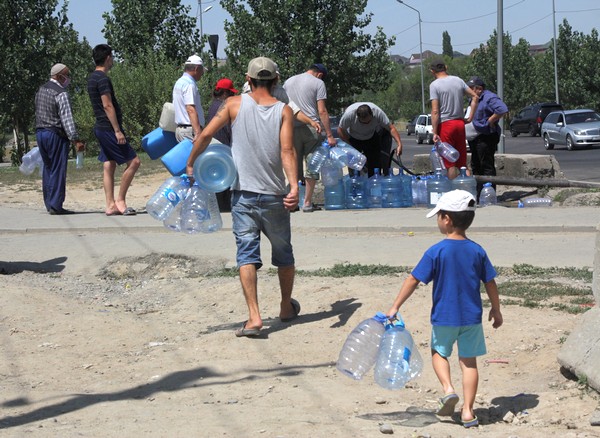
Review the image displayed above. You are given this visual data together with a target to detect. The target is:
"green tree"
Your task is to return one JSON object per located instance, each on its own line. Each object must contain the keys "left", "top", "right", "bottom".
{"left": 220, "top": 0, "right": 395, "bottom": 112}
{"left": 102, "top": 0, "right": 202, "bottom": 65}
{"left": 0, "top": 0, "right": 91, "bottom": 163}
{"left": 442, "top": 31, "right": 453, "bottom": 58}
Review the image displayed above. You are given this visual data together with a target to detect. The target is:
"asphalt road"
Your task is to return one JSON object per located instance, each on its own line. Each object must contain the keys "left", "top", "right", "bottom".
{"left": 399, "top": 131, "right": 600, "bottom": 183}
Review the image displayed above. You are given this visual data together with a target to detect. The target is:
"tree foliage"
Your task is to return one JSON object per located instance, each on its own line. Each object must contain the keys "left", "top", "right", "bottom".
{"left": 220, "top": 0, "right": 395, "bottom": 112}
{"left": 102, "top": 0, "right": 202, "bottom": 65}
{"left": 442, "top": 31, "right": 453, "bottom": 58}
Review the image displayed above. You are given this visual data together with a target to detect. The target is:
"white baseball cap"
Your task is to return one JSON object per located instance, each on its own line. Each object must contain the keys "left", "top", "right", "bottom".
{"left": 426, "top": 190, "right": 477, "bottom": 218}
{"left": 185, "top": 55, "right": 204, "bottom": 66}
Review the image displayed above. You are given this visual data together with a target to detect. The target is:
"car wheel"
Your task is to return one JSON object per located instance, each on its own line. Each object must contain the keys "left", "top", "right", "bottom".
{"left": 528, "top": 125, "right": 537, "bottom": 137}
{"left": 416, "top": 134, "right": 423, "bottom": 144}
{"left": 427, "top": 135, "right": 434, "bottom": 145}
{"left": 543, "top": 134, "right": 554, "bottom": 150}
{"left": 510, "top": 129, "right": 518, "bottom": 137}
{"left": 566, "top": 135, "right": 574, "bottom": 151}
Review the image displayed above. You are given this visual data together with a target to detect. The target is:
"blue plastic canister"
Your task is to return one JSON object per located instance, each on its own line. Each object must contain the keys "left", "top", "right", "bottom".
{"left": 192, "top": 143, "right": 237, "bottom": 193}
{"left": 142, "top": 127, "right": 178, "bottom": 160}
{"left": 161, "top": 138, "right": 193, "bottom": 176}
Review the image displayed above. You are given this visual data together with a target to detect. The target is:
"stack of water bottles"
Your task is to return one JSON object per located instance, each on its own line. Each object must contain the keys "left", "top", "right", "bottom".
{"left": 336, "top": 312, "right": 423, "bottom": 389}
{"left": 146, "top": 144, "right": 237, "bottom": 233}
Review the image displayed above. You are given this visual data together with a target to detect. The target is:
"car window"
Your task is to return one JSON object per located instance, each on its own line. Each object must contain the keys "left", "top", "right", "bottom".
{"left": 545, "top": 113, "right": 559, "bottom": 124}
{"left": 417, "top": 116, "right": 425, "bottom": 125}
{"left": 557, "top": 114, "right": 564, "bottom": 124}
{"left": 426, "top": 115, "right": 432, "bottom": 125}
{"left": 566, "top": 112, "right": 600, "bottom": 124}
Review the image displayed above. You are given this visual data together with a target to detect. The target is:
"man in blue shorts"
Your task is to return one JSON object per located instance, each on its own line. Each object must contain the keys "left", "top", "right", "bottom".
{"left": 386, "top": 190, "right": 503, "bottom": 428}
{"left": 87, "top": 44, "right": 141, "bottom": 216}
{"left": 186, "top": 57, "right": 299, "bottom": 338}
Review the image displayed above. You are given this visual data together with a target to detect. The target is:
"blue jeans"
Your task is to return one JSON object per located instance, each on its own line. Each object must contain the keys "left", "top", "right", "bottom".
{"left": 231, "top": 191, "right": 294, "bottom": 269}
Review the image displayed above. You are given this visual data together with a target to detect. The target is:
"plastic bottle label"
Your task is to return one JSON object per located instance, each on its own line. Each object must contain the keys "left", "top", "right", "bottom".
{"left": 163, "top": 188, "right": 181, "bottom": 206}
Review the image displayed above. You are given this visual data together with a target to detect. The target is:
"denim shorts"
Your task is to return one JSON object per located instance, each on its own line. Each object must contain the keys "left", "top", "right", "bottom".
{"left": 231, "top": 191, "right": 294, "bottom": 269}
{"left": 431, "top": 324, "right": 487, "bottom": 358}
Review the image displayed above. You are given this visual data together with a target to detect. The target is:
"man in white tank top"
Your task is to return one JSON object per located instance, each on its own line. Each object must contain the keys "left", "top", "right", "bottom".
{"left": 187, "top": 57, "right": 300, "bottom": 338}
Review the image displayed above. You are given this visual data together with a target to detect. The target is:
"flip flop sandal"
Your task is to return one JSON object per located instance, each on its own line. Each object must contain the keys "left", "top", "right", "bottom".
{"left": 462, "top": 416, "right": 479, "bottom": 428}
{"left": 122, "top": 207, "right": 137, "bottom": 216}
{"left": 280, "top": 298, "right": 301, "bottom": 322}
{"left": 235, "top": 321, "right": 261, "bottom": 337}
{"left": 436, "top": 393, "right": 459, "bottom": 416}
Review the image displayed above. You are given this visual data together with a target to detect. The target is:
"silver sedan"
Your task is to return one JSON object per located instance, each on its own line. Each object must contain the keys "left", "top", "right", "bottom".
{"left": 542, "top": 109, "right": 600, "bottom": 150}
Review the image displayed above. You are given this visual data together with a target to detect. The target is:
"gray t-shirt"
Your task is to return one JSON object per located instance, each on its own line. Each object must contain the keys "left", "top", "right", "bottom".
{"left": 283, "top": 72, "right": 327, "bottom": 126}
{"left": 231, "top": 94, "right": 286, "bottom": 195}
{"left": 429, "top": 75, "right": 468, "bottom": 122}
{"left": 338, "top": 102, "right": 390, "bottom": 140}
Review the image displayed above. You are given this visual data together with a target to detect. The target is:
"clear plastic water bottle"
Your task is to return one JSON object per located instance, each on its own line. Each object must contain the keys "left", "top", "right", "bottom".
{"left": 19, "top": 147, "right": 42, "bottom": 175}
{"left": 374, "top": 315, "right": 423, "bottom": 390}
{"left": 411, "top": 176, "right": 428, "bottom": 206}
{"left": 297, "top": 180, "right": 306, "bottom": 209}
{"left": 518, "top": 197, "right": 552, "bottom": 208}
{"left": 426, "top": 169, "right": 452, "bottom": 208}
{"left": 336, "top": 312, "right": 388, "bottom": 380}
{"left": 324, "top": 178, "right": 345, "bottom": 210}
{"left": 193, "top": 143, "right": 237, "bottom": 193}
{"left": 398, "top": 169, "right": 414, "bottom": 207}
{"left": 435, "top": 141, "right": 459, "bottom": 163}
{"left": 451, "top": 167, "right": 477, "bottom": 199}
{"left": 429, "top": 146, "right": 446, "bottom": 173}
{"left": 328, "top": 145, "right": 349, "bottom": 168}
{"left": 198, "top": 191, "right": 223, "bottom": 233}
{"left": 162, "top": 177, "right": 191, "bottom": 232}
{"left": 146, "top": 175, "right": 190, "bottom": 221}
{"left": 381, "top": 169, "right": 403, "bottom": 208}
{"left": 180, "top": 183, "right": 210, "bottom": 234}
{"left": 307, "top": 141, "right": 330, "bottom": 173}
{"left": 367, "top": 168, "right": 383, "bottom": 208}
{"left": 345, "top": 171, "right": 368, "bottom": 209}
{"left": 479, "top": 182, "right": 497, "bottom": 206}
{"left": 76, "top": 151, "right": 84, "bottom": 169}
{"left": 339, "top": 143, "right": 367, "bottom": 171}
{"left": 320, "top": 159, "right": 343, "bottom": 187}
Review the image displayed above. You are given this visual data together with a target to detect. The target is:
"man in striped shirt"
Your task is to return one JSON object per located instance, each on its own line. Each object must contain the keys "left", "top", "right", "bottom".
{"left": 35, "top": 63, "right": 85, "bottom": 215}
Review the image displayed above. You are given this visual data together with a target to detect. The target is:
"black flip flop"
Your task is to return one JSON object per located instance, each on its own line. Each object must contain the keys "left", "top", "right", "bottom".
{"left": 281, "top": 299, "right": 301, "bottom": 322}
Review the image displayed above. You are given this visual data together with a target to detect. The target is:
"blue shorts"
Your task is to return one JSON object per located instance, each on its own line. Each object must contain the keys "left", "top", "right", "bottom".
{"left": 431, "top": 324, "right": 487, "bottom": 358}
{"left": 231, "top": 191, "right": 294, "bottom": 269}
{"left": 94, "top": 128, "right": 137, "bottom": 165}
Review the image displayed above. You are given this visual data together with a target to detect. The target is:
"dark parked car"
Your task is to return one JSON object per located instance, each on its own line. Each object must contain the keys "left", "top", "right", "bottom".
{"left": 406, "top": 115, "right": 418, "bottom": 136}
{"left": 541, "top": 109, "right": 600, "bottom": 150}
{"left": 509, "top": 102, "right": 563, "bottom": 137}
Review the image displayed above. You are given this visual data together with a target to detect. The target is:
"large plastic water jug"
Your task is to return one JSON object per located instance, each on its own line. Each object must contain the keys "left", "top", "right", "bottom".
{"left": 426, "top": 169, "right": 452, "bottom": 208}
{"left": 345, "top": 171, "right": 368, "bottom": 209}
{"left": 367, "top": 169, "right": 383, "bottom": 208}
{"left": 381, "top": 169, "right": 402, "bottom": 208}
{"left": 142, "top": 127, "right": 178, "bottom": 160}
{"left": 429, "top": 146, "right": 446, "bottom": 173}
{"left": 180, "top": 183, "right": 210, "bottom": 234}
{"left": 411, "top": 176, "right": 428, "bottom": 206}
{"left": 321, "top": 159, "right": 343, "bottom": 187}
{"left": 336, "top": 312, "right": 388, "bottom": 380}
{"left": 307, "top": 141, "right": 330, "bottom": 174}
{"left": 451, "top": 167, "right": 477, "bottom": 199}
{"left": 324, "top": 178, "right": 345, "bottom": 210}
{"left": 193, "top": 143, "right": 237, "bottom": 193}
{"left": 398, "top": 169, "right": 414, "bottom": 207}
{"left": 479, "top": 182, "right": 497, "bottom": 206}
{"left": 197, "top": 191, "right": 223, "bottom": 233}
{"left": 158, "top": 102, "right": 177, "bottom": 133}
{"left": 336, "top": 141, "right": 366, "bottom": 171}
{"left": 161, "top": 138, "right": 193, "bottom": 176}
{"left": 146, "top": 175, "right": 190, "bottom": 221}
{"left": 374, "top": 315, "right": 423, "bottom": 390}
{"left": 435, "top": 141, "right": 459, "bottom": 163}
{"left": 19, "top": 147, "right": 43, "bottom": 175}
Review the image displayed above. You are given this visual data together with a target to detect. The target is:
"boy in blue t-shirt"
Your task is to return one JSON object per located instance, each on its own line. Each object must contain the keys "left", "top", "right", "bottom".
{"left": 386, "top": 190, "right": 503, "bottom": 428}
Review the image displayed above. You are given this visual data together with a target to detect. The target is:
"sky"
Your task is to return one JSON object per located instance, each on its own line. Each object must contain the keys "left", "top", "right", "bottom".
{"left": 62, "top": 0, "right": 600, "bottom": 60}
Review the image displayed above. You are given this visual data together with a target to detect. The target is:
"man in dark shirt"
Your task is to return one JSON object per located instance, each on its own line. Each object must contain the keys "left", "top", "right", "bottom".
{"left": 87, "top": 44, "right": 140, "bottom": 216}
{"left": 35, "top": 63, "right": 85, "bottom": 215}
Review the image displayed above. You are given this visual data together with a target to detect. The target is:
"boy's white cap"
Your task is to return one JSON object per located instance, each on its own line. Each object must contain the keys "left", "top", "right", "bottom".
{"left": 426, "top": 189, "right": 477, "bottom": 218}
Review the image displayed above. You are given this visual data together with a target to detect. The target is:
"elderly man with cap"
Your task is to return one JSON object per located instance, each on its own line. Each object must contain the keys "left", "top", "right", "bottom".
{"left": 186, "top": 56, "right": 299, "bottom": 338}
{"left": 34, "top": 63, "right": 85, "bottom": 215}
{"left": 429, "top": 58, "right": 479, "bottom": 179}
{"left": 465, "top": 76, "right": 508, "bottom": 197}
{"left": 173, "top": 54, "right": 206, "bottom": 142}
{"left": 283, "top": 63, "right": 336, "bottom": 212}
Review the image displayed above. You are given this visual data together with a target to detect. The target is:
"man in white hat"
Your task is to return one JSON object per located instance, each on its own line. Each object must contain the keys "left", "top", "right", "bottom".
{"left": 186, "top": 57, "right": 300, "bottom": 338}
{"left": 34, "top": 63, "right": 85, "bottom": 215}
{"left": 173, "top": 54, "right": 206, "bottom": 142}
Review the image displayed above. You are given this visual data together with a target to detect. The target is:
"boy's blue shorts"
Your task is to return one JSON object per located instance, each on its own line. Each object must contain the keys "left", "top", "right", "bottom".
{"left": 431, "top": 324, "right": 487, "bottom": 358}
{"left": 94, "top": 128, "right": 137, "bottom": 165}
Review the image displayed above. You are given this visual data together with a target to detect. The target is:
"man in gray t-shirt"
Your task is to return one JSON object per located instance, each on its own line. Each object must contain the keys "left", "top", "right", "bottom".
{"left": 337, "top": 102, "right": 403, "bottom": 176}
{"left": 283, "top": 64, "right": 336, "bottom": 212}
{"left": 429, "top": 58, "right": 478, "bottom": 179}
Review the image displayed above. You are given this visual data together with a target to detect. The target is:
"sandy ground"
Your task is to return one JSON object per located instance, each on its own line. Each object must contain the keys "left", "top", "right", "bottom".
{"left": 1, "top": 171, "right": 599, "bottom": 437}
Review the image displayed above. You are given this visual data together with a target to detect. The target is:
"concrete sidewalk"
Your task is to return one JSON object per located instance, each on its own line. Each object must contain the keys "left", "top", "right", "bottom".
{"left": 0, "top": 204, "right": 598, "bottom": 274}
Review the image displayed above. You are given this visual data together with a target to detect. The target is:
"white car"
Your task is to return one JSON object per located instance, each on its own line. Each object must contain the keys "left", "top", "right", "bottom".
{"left": 415, "top": 114, "right": 434, "bottom": 144}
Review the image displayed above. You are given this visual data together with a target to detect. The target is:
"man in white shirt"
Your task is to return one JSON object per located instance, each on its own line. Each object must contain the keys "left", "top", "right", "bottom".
{"left": 173, "top": 55, "right": 206, "bottom": 142}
